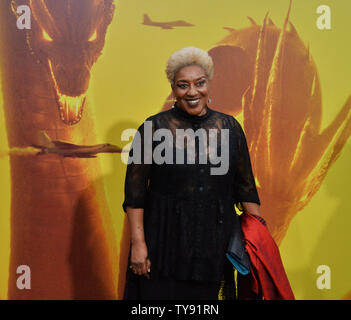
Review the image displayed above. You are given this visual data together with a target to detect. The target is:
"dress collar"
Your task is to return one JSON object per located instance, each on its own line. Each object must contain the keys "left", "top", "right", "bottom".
{"left": 171, "top": 102, "right": 213, "bottom": 122}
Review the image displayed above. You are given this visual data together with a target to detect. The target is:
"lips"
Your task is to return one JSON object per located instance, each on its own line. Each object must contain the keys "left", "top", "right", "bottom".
{"left": 186, "top": 98, "right": 200, "bottom": 106}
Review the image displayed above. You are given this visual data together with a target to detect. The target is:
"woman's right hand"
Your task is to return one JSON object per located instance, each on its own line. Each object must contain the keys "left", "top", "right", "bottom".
{"left": 130, "top": 240, "right": 151, "bottom": 278}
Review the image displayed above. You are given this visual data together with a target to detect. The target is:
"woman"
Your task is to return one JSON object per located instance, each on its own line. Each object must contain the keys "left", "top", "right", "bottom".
{"left": 122, "top": 47, "right": 261, "bottom": 300}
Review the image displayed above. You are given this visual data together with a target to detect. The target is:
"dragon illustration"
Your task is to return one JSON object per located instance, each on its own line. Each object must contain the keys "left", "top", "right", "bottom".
{"left": 0, "top": 0, "right": 120, "bottom": 299}
{"left": 1, "top": 0, "right": 350, "bottom": 300}
{"left": 163, "top": 0, "right": 351, "bottom": 245}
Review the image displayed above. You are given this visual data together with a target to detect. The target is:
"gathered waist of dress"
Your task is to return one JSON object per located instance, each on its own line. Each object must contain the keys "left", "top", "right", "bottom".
{"left": 147, "top": 187, "right": 235, "bottom": 203}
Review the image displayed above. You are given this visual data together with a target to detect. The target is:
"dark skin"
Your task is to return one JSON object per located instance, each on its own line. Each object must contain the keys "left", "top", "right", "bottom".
{"left": 126, "top": 64, "right": 260, "bottom": 278}
{"left": 172, "top": 64, "right": 209, "bottom": 117}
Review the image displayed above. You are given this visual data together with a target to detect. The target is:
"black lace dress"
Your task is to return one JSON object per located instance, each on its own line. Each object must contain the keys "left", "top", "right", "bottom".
{"left": 122, "top": 103, "right": 260, "bottom": 300}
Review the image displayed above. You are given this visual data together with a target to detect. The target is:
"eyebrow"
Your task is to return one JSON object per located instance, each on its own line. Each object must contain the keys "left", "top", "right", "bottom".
{"left": 176, "top": 76, "right": 207, "bottom": 83}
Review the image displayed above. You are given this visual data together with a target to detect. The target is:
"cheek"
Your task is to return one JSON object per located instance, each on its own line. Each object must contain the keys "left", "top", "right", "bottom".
{"left": 174, "top": 89, "right": 186, "bottom": 99}
{"left": 199, "top": 87, "right": 209, "bottom": 97}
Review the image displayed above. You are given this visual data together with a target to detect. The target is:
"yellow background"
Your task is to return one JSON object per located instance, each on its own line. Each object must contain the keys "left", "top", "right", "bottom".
{"left": 1, "top": 0, "right": 350, "bottom": 299}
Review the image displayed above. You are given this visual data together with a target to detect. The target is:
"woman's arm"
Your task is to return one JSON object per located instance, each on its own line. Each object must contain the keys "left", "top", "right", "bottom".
{"left": 125, "top": 206, "right": 151, "bottom": 277}
{"left": 122, "top": 118, "right": 154, "bottom": 278}
{"left": 232, "top": 117, "right": 261, "bottom": 213}
{"left": 126, "top": 207, "right": 146, "bottom": 244}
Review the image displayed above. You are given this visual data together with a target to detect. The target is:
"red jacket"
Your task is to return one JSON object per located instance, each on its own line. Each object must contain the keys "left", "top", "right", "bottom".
{"left": 238, "top": 213, "right": 295, "bottom": 300}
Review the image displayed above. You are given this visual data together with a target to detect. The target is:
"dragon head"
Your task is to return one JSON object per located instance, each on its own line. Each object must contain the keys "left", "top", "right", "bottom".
{"left": 12, "top": 0, "right": 115, "bottom": 125}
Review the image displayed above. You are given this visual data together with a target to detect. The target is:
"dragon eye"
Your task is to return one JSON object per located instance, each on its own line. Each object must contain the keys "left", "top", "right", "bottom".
{"left": 42, "top": 29, "right": 53, "bottom": 42}
{"left": 88, "top": 30, "right": 97, "bottom": 42}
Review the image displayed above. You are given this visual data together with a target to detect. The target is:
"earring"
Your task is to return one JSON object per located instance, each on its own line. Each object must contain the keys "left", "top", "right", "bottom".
{"left": 208, "top": 97, "right": 212, "bottom": 104}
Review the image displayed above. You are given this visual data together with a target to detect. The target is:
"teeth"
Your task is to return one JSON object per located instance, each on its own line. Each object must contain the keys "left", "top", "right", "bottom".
{"left": 48, "top": 59, "right": 86, "bottom": 125}
{"left": 187, "top": 99, "right": 200, "bottom": 106}
{"left": 58, "top": 95, "right": 86, "bottom": 125}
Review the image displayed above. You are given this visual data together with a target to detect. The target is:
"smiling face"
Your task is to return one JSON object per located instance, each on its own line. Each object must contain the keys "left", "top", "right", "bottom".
{"left": 172, "top": 65, "right": 210, "bottom": 116}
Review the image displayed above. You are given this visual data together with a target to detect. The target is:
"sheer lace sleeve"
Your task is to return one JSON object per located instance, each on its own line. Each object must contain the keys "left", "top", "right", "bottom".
{"left": 232, "top": 117, "right": 260, "bottom": 212}
{"left": 122, "top": 117, "right": 153, "bottom": 213}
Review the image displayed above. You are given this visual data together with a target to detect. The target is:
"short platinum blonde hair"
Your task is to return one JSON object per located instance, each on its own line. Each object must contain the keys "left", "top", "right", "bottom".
{"left": 166, "top": 46, "right": 214, "bottom": 85}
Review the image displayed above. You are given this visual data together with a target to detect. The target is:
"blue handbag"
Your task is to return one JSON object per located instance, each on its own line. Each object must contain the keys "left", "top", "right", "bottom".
{"left": 225, "top": 213, "right": 251, "bottom": 275}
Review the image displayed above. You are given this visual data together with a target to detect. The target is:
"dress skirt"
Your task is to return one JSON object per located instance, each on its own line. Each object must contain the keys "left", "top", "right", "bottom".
{"left": 123, "top": 256, "right": 236, "bottom": 300}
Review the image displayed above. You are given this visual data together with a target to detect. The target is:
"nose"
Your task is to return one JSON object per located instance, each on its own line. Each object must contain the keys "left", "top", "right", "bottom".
{"left": 187, "top": 84, "right": 198, "bottom": 97}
